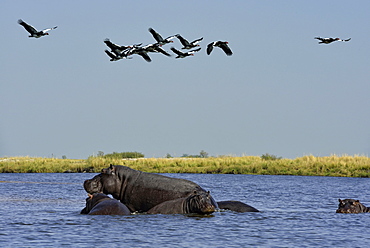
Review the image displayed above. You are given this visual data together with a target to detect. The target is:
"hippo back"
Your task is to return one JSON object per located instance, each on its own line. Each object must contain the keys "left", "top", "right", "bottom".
{"left": 147, "top": 191, "right": 215, "bottom": 214}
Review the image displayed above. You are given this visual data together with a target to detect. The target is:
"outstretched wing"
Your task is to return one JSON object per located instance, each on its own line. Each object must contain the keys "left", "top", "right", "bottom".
{"left": 104, "top": 39, "right": 121, "bottom": 51}
{"left": 176, "top": 35, "right": 190, "bottom": 46}
{"left": 41, "top": 26, "right": 57, "bottom": 34}
{"left": 343, "top": 38, "right": 351, "bottom": 42}
{"left": 206, "top": 42, "right": 215, "bottom": 55}
{"left": 104, "top": 50, "right": 116, "bottom": 59}
{"left": 189, "top": 47, "right": 201, "bottom": 54}
{"left": 191, "top": 37, "right": 203, "bottom": 45}
{"left": 155, "top": 47, "right": 171, "bottom": 56}
{"left": 18, "top": 19, "right": 38, "bottom": 35}
{"left": 170, "top": 47, "right": 184, "bottom": 56}
{"left": 138, "top": 52, "right": 152, "bottom": 62}
{"left": 149, "top": 28, "right": 163, "bottom": 43}
{"left": 220, "top": 43, "right": 233, "bottom": 56}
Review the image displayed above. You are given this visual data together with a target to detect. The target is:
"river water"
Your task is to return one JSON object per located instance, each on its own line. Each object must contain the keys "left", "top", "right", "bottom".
{"left": 1, "top": 173, "right": 370, "bottom": 247}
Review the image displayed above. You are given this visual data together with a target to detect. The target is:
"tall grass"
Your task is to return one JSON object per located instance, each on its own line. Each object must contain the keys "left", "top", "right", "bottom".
{"left": 1, "top": 155, "right": 370, "bottom": 177}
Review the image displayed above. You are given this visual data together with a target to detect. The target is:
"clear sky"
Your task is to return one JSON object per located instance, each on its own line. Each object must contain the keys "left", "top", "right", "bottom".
{"left": 1, "top": 1, "right": 369, "bottom": 159}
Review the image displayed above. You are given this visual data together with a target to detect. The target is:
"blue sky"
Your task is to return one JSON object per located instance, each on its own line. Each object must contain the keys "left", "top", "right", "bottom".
{"left": 1, "top": 1, "right": 369, "bottom": 159}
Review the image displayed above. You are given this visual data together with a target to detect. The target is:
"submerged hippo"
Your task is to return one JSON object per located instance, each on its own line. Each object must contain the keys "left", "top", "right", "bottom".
{"left": 336, "top": 199, "right": 370, "bottom": 214}
{"left": 84, "top": 165, "right": 218, "bottom": 212}
{"left": 80, "top": 193, "right": 131, "bottom": 215}
{"left": 217, "top": 200, "right": 259, "bottom": 213}
{"left": 147, "top": 191, "right": 215, "bottom": 214}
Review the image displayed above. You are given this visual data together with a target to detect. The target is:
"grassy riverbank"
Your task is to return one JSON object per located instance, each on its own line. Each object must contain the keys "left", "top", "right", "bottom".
{"left": 1, "top": 155, "right": 370, "bottom": 177}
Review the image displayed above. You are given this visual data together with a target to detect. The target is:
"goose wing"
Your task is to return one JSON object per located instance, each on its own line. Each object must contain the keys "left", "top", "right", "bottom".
{"left": 155, "top": 46, "right": 171, "bottom": 56}
{"left": 191, "top": 37, "right": 203, "bottom": 45}
{"left": 164, "top": 35, "right": 176, "bottom": 42}
{"left": 18, "top": 19, "right": 38, "bottom": 35}
{"left": 219, "top": 42, "right": 233, "bottom": 56}
{"left": 206, "top": 42, "right": 215, "bottom": 55}
{"left": 41, "top": 26, "right": 57, "bottom": 34}
{"left": 104, "top": 39, "right": 123, "bottom": 51}
{"left": 105, "top": 50, "right": 117, "bottom": 60}
{"left": 137, "top": 52, "right": 152, "bottom": 62}
{"left": 176, "top": 35, "right": 190, "bottom": 46}
{"left": 170, "top": 47, "right": 184, "bottom": 56}
{"left": 189, "top": 47, "right": 201, "bottom": 54}
{"left": 149, "top": 28, "right": 163, "bottom": 43}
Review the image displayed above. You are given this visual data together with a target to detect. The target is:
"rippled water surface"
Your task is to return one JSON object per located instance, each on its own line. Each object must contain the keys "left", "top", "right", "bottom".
{"left": 1, "top": 173, "right": 370, "bottom": 247}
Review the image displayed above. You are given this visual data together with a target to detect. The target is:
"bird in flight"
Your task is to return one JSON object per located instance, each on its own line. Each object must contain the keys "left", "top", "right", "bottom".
{"left": 314, "top": 37, "right": 351, "bottom": 44}
{"left": 18, "top": 19, "right": 57, "bottom": 38}
{"left": 207, "top": 41, "right": 233, "bottom": 56}
{"left": 176, "top": 35, "right": 203, "bottom": 49}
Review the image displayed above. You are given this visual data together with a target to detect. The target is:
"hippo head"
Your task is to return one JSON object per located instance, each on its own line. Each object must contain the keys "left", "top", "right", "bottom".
{"left": 101, "top": 164, "right": 116, "bottom": 175}
{"left": 83, "top": 173, "right": 119, "bottom": 196}
{"left": 186, "top": 191, "right": 215, "bottom": 214}
{"left": 336, "top": 199, "right": 368, "bottom": 214}
{"left": 81, "top": 193, "right": 110, "bottom": 214}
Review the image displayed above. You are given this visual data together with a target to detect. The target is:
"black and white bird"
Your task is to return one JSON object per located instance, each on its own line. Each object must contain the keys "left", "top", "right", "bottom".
{"left": 207, "top": 41, "right": 233, "bottom": 56}
{"left": 170, "top": 47, "right": 201, "bottom": 59}
{"left": 104, "top": 39, "right": 133, "bottom": 56}
{"left": 148, "top": 28, "right": 176, "bottom": 45}
{"left": 314, "top": 37, "right": 351, "bottom": 44}
{"left": 176, "top": 35, "right": 203, "bottom": 49}
{"left": 18, "top": 19, "right": 57, "bottom": 38}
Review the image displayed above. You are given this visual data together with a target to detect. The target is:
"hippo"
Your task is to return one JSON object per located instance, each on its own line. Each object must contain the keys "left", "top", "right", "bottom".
{"left": 80, "top": 193, "right": 131, "bottom": 215}
{"left": 147, "top": 191, "right": 215, "bottom": 214}
{"left": 336, "top": 199, "right": 370, "bottom": 213}
{"left": 84, "top": 165, "right": 218, "bottom": 212}
{"left": 217, "top": 200, "right": 259, "bottom": 213}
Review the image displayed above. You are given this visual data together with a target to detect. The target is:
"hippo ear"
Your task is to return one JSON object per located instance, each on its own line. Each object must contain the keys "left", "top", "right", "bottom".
{"left": 338, "top": 199, "right": 342, "bottom": 202}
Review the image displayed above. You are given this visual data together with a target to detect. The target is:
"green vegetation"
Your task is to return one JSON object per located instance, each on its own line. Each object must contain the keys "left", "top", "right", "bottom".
{"left": 1, "top": 155, "right": 370, "bottom": 177}
{"left": 97, "top": 151, "right": 145, "bottom": 159}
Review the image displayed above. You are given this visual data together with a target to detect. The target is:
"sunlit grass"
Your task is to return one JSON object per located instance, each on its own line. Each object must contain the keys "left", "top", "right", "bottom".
{"left": 1, "top": 155, "right": 369, "bottom": 177}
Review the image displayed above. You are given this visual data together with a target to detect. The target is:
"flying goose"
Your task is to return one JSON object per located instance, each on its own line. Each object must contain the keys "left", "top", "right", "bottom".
{"left": 18, "top": 19, "right": 57, "bottom": 38}
{"left": 207, "top": 41, "right": 233, "bottom": 56}
{"left": 176, "top": 35, "right": 203, "bottom": 49}
{"left": 315, "top": 37, "right": 351, "bottom": 44}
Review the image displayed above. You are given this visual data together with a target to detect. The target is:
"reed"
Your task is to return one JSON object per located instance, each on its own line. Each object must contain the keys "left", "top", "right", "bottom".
{"left": 1, "top": 155, "right": 370, "bottom": 177}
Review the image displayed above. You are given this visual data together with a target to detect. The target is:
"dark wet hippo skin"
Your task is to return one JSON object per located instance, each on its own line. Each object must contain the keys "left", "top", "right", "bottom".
{"left": 84, "top": 165, "right": 218, "bottom": 213}
{"left": 80, "top": 193, "right": 131, "bottom": 215}
{"left": 336, "top": 199, "right": 370, "bottom": 214}
{"left": 217, "top": 200, "right": 259, "bottom": 213}
{"left": 147, "top": 191, "right": 215, "bottom": 214}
